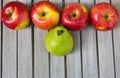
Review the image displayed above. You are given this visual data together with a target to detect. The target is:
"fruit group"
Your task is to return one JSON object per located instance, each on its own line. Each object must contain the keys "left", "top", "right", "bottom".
{"left": 1, "top": 1, "right": 30, "bottom": 30}
{"left": 61, "top": 3, "right": 89, "bottom": 31}
{"left": 31, "top": 1, "right": 60, "bottom": 30}
{"left": 90, "top": 2, "right": 119, "bottom": 31}
{"left": 45, "top": 26, "right": 73, "bottom": 56}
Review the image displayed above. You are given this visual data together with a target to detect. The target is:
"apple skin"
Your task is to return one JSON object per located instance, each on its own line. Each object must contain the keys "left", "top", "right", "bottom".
{"left": 31, "top": 1, "right": 60, "bottom": 30}
{"left": 90, "top": 2, "right": 119, "bottom": 31}
{"left": 61, "top": 3, "right": 89, "bottom": 31}
{"left": 1, "top": 1, "right": 30, "bottom": 30}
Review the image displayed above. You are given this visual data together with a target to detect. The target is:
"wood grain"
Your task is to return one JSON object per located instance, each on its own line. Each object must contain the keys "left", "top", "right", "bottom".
{"left": 112, "top": 22, "right": 120, "bottom": 78}
{"left": 0, "top": 0, "right": 2, "bottom": 78}
{"left": 17, "top": 0, "right": 32, "bottom": 78}
{"left": 50, "top": 55, "right": 65, "bottom": 78}
{"left": 65, "top": 0, "right": 82, "bottom": 78}
{"left": 96, "top": 0, "right": 115, "bottom": 78}
{"left": 111, "top": 0, "right": 120, "bottom": 78}
{"left": 34, "top": 28, "right": 49, "bottom": 78}
{"left": 66, "top": 32, "right": 82, "bottom": 78}
{"left": 33, "top": 1, "right": 49, "bottom": 78}
{"left": 2, "top": 0, "right": 17, "bottom": 78}
{"left": 80, "top": 0, "right": 99, "bottom": 78}
{"left": 49, "top": 0, "right": 65, "bottom": 78}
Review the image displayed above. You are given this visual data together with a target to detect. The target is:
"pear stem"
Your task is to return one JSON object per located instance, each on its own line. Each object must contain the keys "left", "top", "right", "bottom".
{"left": 57, "top": 30, "right": 64, "bottom": 36}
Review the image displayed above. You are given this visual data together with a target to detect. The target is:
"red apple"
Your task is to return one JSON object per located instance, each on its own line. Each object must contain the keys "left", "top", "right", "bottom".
{"left": 31, "top": 1, "right": 60, "bottom": 30}
{"left": 90, "top": 2, "right": 119, "bottom": 31}
{"left": 1, "top": 1, "right": 30, "bottom": 30}
{"left": 61, "top": 3, "right": 89, "bottom": 31}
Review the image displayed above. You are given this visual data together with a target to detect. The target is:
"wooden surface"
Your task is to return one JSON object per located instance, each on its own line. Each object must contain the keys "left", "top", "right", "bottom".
{"left": 0, "top": 0, "right": 120, "bottom": 78}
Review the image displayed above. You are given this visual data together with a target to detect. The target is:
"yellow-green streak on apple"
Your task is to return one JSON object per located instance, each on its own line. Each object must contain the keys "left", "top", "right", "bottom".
{"left": 15, "top": 11, "right": 30, "bottom": 30}
{"left": 81, "top": 4, "right": 88, "bottom": 13}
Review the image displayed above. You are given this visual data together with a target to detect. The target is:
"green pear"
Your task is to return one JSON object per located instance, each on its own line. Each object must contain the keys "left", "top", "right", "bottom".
{"left": 44, "top": 25, "right": 74, "bottom": 56}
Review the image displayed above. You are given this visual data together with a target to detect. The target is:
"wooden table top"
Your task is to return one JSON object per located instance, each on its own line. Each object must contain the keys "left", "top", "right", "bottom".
{"left": 0, "top": 0, "right": 120, "bottom": 78}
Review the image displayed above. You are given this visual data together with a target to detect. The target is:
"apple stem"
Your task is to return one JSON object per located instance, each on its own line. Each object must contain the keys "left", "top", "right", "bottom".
{"left": 103, "top": 14, "right": 109, "bottom": 19}
{"left": 72, "top": 13, "right": 76, "bottom": 17}
{"left": 41, "top": 12, "right": 46, "bottom": 16}
{"left": 68, "top": 12, "right": 77, "bottom": 18}
{"left": 7, "top": 11, "right": 13, "bottom": 17}
{"left": 57, "top": 30, "right": 64, "bottom": 36}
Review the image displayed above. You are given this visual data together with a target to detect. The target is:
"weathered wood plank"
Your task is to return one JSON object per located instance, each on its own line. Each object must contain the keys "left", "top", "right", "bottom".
{"left": 111, "top": 0, "right": 120, "bottom": 78}
{"left": 97, "top": 31, "right": 114, "bottom": 78}
{"left": 49, "top": 0, "right": 65, "bottom": 78}
{"left": 33, "top": 0, "right": 49, "bottom": 78}
{"left": 66, "top": 32, "right": 82, "bottom": 78}
{"left": 96, "top": 0, "right": 115, "bottom": 78}
{"left": 34, "top": 28, "right": 49, "bottom": 78}
{"left": 80, "top": 0, "right": 99, "bottom": 78}
{"left": 0, "top": 0, "right": 2, "bottom": 78}
{"left": 18, "top": 28, "right": 32, "bottom": 78}
{"left": 112, "top": 23, "right": 120, "bottom": 78}
{"left": 50, "top": 55, "right": 65, "bottom": 78}
{"left": 17, "top": 0, "right": 32, "bottom": 78}
{"left": 65, "top": 1, "right": 82, "bottom": 78}
{"left": 2, "top": 0, "right": 17, "bottom": 78}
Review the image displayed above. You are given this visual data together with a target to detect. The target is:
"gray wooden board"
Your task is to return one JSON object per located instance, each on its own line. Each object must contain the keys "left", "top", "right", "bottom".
{"left": 34, "top": 28, "right": 49, "bottom": 78}
{"left": 64, "top": 0, "right": 82, "bottom": 78}
{"left": 49, "top": 0, "right": 65, "bottom": 78}
{"left": 33, "top": 0, "right": 49, "bottom": 76}
{"left": 2, "top": 0, "right": 17, "bottom": 78}
{"left": 80, "top": 0, "right": 99, "bottom": 78}
{"left": 111, "top": 0, "right": 120, "bottom": 78}
{"left": 18, "top": 28, "right": 32, "bottom": 78}
{"left": 96, "top": 0, "right": 115, "bottom": 78}
{"left": 113, "top": 21, "right": 120, "bottom": 78}
{"left": 50, "top": 55, "right": 65, "bottom": 78}
{"left": 66, "top": 31, "right": 82, "bottom": 78}
{"left": 17, "top": 0, "right": 32, "bottom": 78}
{"left": 0, "top": 0, "right": 2, "bottom": 78}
